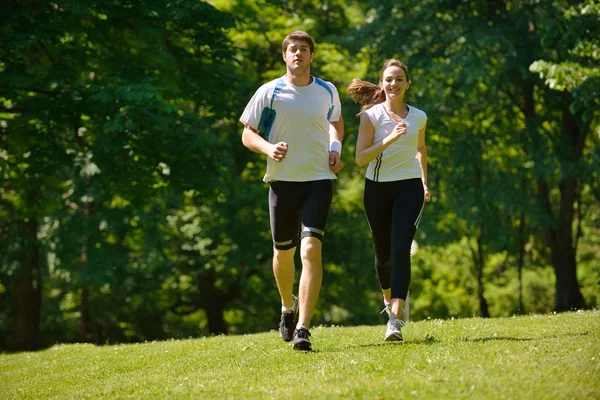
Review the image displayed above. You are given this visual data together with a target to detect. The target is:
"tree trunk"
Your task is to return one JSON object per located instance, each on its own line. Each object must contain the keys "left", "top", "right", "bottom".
{"left": 476, "top": 258, "right": 490, "bottom": 318}
{"left": 554, "top": 176, "right": 586, "bottom": 311}
{"left": 9, "top": 218, "right": 42, "bottom": 351}
{"left": 80, "top": 234, "right": 89, "bottom": 342}
{"left": 77, "top": 125, "right": 92, "bottom": 342}
{"left": 81, "top": 286, "right": 89, "bottom": 341}
{"left": 199, "top": 270, "right": 228, "bottom": 335}
{"left": 524, "top": 89, "right": 586, "bottom": 312}
{"left": 205, "top": 301, "right": 227, "bottom": 335}
{"left": 552, "top": 245, "right": 585, "bottom": 312}
{"left": 550, "top": 100, "right": 587, "bottom": 311}
{"left": 471, "top": 227, "right": 490, "bottom": 318}
{"left": 471, "top": 141, "right": 490, "bottom": 319}
{"left": 517, "top": 210, "right": 525, "bottom": 314}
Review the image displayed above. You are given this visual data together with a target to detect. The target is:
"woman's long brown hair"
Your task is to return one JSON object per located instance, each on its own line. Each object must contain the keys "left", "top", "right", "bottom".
{"left": 346, "top": 59, "right": 411, "bottom": 114}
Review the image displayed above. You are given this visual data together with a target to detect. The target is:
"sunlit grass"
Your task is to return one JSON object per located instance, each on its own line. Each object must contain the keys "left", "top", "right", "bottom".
{"left": 1, "top": 310, "right": 599, "bottom": 399}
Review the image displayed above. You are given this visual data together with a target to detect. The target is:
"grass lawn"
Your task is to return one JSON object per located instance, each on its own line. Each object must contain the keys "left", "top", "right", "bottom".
{"left": 1, "top": 310, "right": 599, "bottom": 399}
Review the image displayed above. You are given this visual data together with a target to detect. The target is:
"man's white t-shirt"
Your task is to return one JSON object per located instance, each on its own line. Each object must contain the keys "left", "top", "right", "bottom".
{"left": 364, "top": 103, "right": 427, "bottom": 182}
{"left": 240, "top": 75, "right": 342, "bottom": 182}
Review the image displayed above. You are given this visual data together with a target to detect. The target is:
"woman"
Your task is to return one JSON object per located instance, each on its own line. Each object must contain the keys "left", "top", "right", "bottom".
{"left": 347, "top": 59, "right": 430, "bottom": 341}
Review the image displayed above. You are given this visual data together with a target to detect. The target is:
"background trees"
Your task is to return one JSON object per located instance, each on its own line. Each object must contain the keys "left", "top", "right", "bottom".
{"left": 1, "top": 0, "right": 598, "bottom": 351}
{"left": 357, "top": 0, "right": 599, "bottom": 313}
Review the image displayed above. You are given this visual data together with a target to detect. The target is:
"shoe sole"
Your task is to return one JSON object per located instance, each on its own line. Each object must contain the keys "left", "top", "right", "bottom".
{"left": 293, "top": 341, "right": 312, "bottom": 351}
{"left": 384, "top": 334, "right": 403, "bottom": 342}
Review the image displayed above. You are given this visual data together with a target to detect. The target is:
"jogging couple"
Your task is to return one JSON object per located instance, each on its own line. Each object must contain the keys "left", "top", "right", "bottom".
{"left": 240, "top": 31, "right": 430, "bottom": 351}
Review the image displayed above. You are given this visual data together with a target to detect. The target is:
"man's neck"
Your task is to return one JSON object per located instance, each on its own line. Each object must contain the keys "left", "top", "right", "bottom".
{"left": 286, "top": 70, "right": 312, "bottom": 86}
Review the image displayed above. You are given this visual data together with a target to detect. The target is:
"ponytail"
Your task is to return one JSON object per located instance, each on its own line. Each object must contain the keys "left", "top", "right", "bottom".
{"left": 347, "top": 59, "right": 411, "bottom": 115}
{"left": 346, "top": 79, "right": 386, "bottom": 114}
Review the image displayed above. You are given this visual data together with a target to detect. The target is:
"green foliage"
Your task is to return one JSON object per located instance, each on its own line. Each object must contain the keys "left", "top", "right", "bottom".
{"left": 531, "top": 0, "right": 600, "bottom": 124}
{"left": 0, "top": 0, "right": 239, "bottom": 346}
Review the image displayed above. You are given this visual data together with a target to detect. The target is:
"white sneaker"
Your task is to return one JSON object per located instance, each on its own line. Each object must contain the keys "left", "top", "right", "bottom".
{"left": 380, "top": 303, "right": 393, "bottom": 318}
{"left": 384, "top": 317, "right": 405, "bottom": 342}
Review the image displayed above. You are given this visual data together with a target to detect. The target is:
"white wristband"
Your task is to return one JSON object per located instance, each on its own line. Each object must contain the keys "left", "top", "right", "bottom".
{"left": 329, "top": 140, "right": 342, "bottom": 154}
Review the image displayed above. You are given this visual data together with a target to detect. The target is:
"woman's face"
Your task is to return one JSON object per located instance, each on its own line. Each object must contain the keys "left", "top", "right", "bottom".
{"left": 381, "top": 66, "right": 410, "bottom": 100}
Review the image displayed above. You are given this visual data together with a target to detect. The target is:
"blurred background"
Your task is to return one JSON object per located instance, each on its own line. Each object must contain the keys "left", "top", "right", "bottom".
{"left": 1, "top": 0, "right": 598, "bottom": 351}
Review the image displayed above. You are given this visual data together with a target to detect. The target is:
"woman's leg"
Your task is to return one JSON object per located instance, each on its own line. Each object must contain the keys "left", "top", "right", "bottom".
{"left": 389, "top": 178, "right": 425, "bottom": 318}
{"left": 363, "top": 179, "right": 394, "bottom": 299}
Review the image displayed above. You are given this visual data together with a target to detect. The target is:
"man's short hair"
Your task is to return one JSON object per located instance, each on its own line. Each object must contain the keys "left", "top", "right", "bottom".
{"left": 282, "top": 30, "right": 314, "bottom": 54}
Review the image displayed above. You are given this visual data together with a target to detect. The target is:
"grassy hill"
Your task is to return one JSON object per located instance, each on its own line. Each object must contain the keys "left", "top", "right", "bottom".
{"left": 1, "top": 310, "right": 599, "bottom": 399}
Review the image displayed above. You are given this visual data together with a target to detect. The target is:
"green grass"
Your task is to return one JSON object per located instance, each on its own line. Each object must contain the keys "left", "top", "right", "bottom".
{"left": 1, "top": 310, "right": 599, "bottom": 399}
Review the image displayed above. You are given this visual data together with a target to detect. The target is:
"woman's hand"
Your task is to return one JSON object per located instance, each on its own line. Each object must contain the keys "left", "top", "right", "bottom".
{"left": 387, "top": 121, "right": 407, "bottom": 143}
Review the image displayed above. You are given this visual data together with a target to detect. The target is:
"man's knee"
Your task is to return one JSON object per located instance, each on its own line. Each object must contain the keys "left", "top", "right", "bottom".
{"left": 300, "top": 237, "right": 322, "bottom": 263}
{"left": 274, "top": 247, "right": 296, "bottom": 263}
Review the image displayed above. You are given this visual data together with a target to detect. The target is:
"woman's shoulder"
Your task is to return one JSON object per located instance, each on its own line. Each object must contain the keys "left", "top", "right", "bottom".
{"left": 408, "top": 104, "right": 427, "bottom": 121}
{"left": 364, "top": 102, "right": 385, "bottom": 117}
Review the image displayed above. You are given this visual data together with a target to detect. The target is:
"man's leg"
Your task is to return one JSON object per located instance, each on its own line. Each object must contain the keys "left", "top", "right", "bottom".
{"left": 291, "top": 180, "right": 332, "bottom": 351}
{"left": 297, "top": 237, "right": 322, "bottom": 329}
{"left": 269, "top": 181, "right": 301, "bottom": 342}
{"left": 273, "top": 247, "right": 296, "bottom": 309}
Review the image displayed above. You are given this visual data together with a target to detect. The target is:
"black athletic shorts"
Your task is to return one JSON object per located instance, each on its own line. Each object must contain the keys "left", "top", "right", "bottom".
{"left": 268, "top": 179, "right": 333, "bottom": 250}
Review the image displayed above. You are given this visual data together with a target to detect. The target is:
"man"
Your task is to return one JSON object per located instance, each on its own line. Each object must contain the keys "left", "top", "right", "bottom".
{"left": 240, "top": 30, "right": 344, "bottom": 351}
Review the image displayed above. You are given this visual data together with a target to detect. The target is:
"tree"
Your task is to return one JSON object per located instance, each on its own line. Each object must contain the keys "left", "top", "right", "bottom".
{"left": 0, "top": 0, "right": 236, "bottom": 349}
{"left": 358, "top": 0, "right": 598, "bottom": 312}
{"left": 529, "top": 0, "right": 600, "bottom": 310}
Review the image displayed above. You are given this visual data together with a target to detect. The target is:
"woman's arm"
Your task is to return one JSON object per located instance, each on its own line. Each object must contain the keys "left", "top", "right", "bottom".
{"left": 416, "top": 124, "right": 430, "bottom": 201}
{"left": 355, "top": 113, "right": 407, "bottom": 167}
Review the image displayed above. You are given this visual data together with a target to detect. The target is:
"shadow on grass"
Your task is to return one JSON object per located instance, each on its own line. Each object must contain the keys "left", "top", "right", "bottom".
{"left": 322, "top": 341, "right": 424, "bottom": 353}
{"left": 459, "top": 330, "right": 593, "bottom": 344}
{"left": 321, "top": 331, "right": 594, "bottom": 353}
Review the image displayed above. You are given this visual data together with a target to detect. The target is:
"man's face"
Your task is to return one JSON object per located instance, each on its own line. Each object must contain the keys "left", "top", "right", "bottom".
{"left": 282, "top": 39, "right": 313, "bottom": 74}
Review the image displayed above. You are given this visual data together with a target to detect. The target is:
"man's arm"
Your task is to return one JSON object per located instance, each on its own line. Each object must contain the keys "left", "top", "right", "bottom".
{"left": 329, "top": 115, "right": 344, "bottom": 144}
{"left": 328, "top": 114, "right": 344, "bottom": 173}
{"left": 242, "top": 124, "right": 288, "bottom": 162}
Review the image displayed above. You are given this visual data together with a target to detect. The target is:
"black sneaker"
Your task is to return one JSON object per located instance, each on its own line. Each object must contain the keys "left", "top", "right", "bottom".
{"left": 292, "top": 327, "right": 312, "bottom": 351}
{"left": 279, "top": 296, "right": 298, "bottom": 342}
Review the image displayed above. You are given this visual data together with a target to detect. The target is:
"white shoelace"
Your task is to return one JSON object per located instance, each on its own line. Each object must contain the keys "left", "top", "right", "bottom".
{"left": 380, "top": 304, "right": 393, "bottom": 317}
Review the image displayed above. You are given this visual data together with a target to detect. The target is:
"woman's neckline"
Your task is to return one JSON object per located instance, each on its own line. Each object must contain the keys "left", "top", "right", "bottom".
{"left": 382, "top": 103, "right": 410, "bottom": 122}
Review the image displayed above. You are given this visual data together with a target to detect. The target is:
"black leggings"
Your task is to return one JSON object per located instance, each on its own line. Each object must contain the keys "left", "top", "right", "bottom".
{"left": 364, "top": 178, "right": 424, "bottom": 300}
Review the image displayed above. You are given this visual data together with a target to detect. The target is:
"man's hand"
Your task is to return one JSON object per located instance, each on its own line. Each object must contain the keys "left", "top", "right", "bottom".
{"left": 329, "top": 151, "right": 342, "bottom": 173}
{"left": 268, "top": 142, "right": 288, "bottom": 162}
